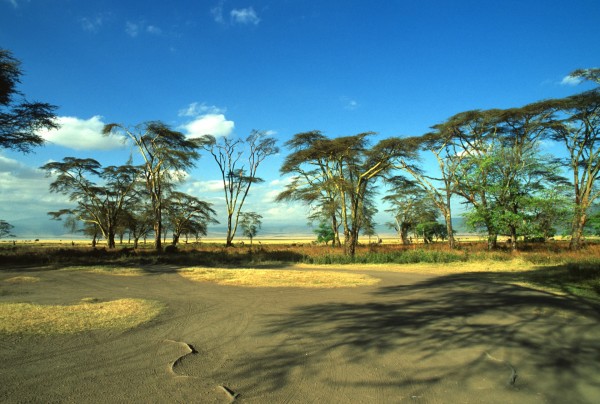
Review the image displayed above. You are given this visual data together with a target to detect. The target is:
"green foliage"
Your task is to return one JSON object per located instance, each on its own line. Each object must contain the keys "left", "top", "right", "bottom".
{"left": 314, "top": 221, "right": 335, "bottom": 245}
{"left": 239, "top": 212, "right": 262, "bottom": 244}
{"left": 415, "top": 221, "right": 448, "bottom": 243}
{"left": 384, "top": 177, "right": 439, "bottom": 244}
{"left": 41, "top": 158, "right": 139, "bottom": 249}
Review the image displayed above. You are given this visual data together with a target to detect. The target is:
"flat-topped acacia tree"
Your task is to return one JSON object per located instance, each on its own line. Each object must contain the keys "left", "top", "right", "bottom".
{"left": 103, "top": 122, "right": 202, "bottom": 251}
{"left": 42, "top": 158, "right": 139, "bottom": 249}
{"left": 278, "top": 132, "right": 419, "bottom": 257}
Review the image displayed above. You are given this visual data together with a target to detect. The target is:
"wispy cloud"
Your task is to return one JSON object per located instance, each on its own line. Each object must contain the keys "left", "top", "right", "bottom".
{"left": 560, "top": 75, "right": 582, "bottom": 86}
{"left": 79, "top": 15, "right": 104, "bottom": 33}
{"left": 178, "top": 102, "right": 225, "bottom": 117}
{"left": 37, "top": 116, "right": 127, "bottom": 151}
{"left": 3, "top": 0, "right": 23, "bottom": 8}
{"left": 211, "top": 2, "right": 261, "bottom": 26}
{"left": 341, "top": 96, "right": 359, "bottom": 110}
{"left": 231, "top": 7, "right": 260, "bottom": 25}
{"left": 211, "top": 0, "right": 225, "bottom": 24}
{"left": 125, "top": 21, "right": 162, "bottom": 38}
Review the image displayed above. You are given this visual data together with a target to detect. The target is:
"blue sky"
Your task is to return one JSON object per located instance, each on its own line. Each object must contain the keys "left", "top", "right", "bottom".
{"left": 0, "top": 0, "right": 599, "bottom": 238}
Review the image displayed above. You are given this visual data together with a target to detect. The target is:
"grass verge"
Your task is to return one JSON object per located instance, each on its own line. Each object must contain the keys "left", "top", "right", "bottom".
{"left": 60, "top": 266, "right": 145, "bottom": 276}
{"left": 0, "top": 298, "right": 163, "bottom": 335}
{"left": 179, "top": 267, "right": 380, "bottom": 288}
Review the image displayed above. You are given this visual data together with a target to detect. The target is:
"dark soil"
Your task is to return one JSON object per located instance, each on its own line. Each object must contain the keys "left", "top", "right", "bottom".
{"left": 1, "top": 266, "right": 599, "bottom": 403}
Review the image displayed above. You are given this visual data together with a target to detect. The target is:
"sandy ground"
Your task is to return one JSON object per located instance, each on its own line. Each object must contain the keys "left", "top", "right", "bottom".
{"left": 1, "top": 265, "right": 599, "bottom": 403}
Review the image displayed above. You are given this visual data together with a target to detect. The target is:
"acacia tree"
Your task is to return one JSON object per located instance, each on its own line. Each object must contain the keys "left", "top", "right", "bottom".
{"left": 120, "top": 180, "right": 154, "bottom": 249}
{"left": 548, "top": 88, "right": 600, "bottom": 249}
{"left": 384, "top": 177, "right": 439, "bottom": 245}
{"left": 278, "top": 132, "right": 418, "bottom": 256}
{"left": 278, "top": 131, "right": 342, "bottom": 247}
{"left": 239, "top": 211, "right": 262, "bottom": 245}
{"left": 392, "top": 131, "right": 461, "bottom": 248}
{"left": 42, "top": 158, "right": 138, "bottom": 248}
{"left": 447, "top": 102, "right": 563, "bottom": 250}
{"left": 440, "top": 109, "right": 502, "bottom": 248}
{"left": 103, "top": 122, "right": 202, "bottom": 251}
{"left": 200, "top": 130, "right": 278, "bottom": 247}
{"left": 164, "top": 191, "right": 218, "bottom": 246}
{"left": 0, "top": 49, "right": 58, "bottom": 153}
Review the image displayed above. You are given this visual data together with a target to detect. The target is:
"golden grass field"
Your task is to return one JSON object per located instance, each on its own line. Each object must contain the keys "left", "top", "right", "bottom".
{"left": 0, "top": 298, "right": 163, "bottom": 335}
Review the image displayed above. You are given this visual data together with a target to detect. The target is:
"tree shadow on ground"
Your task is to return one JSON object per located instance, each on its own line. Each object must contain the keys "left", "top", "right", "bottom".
{"left": 232, "top": 272, "right": 600, "bottom": 402}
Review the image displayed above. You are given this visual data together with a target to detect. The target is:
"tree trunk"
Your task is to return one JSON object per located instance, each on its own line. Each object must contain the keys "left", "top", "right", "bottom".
{"left": 400, "top": 223, "right": 410, "bottom": 245}
{"left": 154, "top": 220, "right": 162, "bottom": 251}
{"left": 509, "top": 225, "right": 518, "bottom": 252}
{"left": 172, "top": 233, "right": 179, "bottom": 246}
{"left": 108, "top": 231, "right": 116, "bottom": 249}
{"left": 487, "top": 232, "right": 497, "bottom": 250}
{"left": 444, "top": 210, "right": 455, "bottom": 249}
{"left": 226, "top": 213, "right": 234, "bottom": 247}
{"left": 569, "top": 209, "right": 587, "bottom": 250}
{"left": 330, "top": 214, "right": 341, "bottom": 248}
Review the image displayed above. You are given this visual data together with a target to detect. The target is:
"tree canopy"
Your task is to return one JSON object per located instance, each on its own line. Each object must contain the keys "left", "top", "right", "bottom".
{"left": 0, "top": 49, "right": 59, "bottom": 153}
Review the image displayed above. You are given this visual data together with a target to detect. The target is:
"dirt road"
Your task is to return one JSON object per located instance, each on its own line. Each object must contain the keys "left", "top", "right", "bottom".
{"left": 1, "top": 266, "right": 599, "bottom": 403}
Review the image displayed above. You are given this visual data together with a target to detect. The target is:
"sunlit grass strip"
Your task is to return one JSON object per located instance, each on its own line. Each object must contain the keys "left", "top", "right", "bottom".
{"left": 0, "top": 298, "right": 163, "bottom": 335}
{"left": 296, "top": 259, "right": 538, "bottom": 274}
{"left": 4, "top": 276, "right": 41, "bottom": 283}
{"left": 60, "top": 266, "right": 144, "bottom": 276}
{"left": 179, "top": 267, "right": 380, "bottom": 288}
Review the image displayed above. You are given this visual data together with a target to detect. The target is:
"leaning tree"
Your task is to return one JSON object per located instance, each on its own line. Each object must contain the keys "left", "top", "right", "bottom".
{"left": 200, "top": 130, "right": 278, "bottom": 247}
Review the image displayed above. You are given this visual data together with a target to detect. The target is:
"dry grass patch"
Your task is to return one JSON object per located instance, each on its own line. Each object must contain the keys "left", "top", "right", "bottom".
{"left": 296, "top": 259, "right": 539, "bottom": 275}
{"left": 4, "top": 276, "right": 41, "bottom": 283}
{"left": 179, "top": 267, "right": 380, "bottom": 288}
{"left": 0, "top": 298, "right": 163, "bottom": 335}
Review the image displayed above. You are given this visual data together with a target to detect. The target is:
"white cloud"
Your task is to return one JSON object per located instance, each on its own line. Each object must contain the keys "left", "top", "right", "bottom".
{"left": 269, "top": 176, "right": 293, "bottom": 187}
{"left": 178, "top": 102, "right": 225, "bottom": 117}
{"left": 560, "top": 75, "right": 582, "bottom": 86}
{"left": 38, "top": 116, "right": 127, "bottom": 151}
{"left": 231, "top": 7, "right": 260, "bottom": 25}
{"left": 264, "top": 205, "right": 306, "bottom": 222}
{"left": 185, "top": 179, "right": 224, "bottom": 194}
{"left": 183, "top": 114, "right": 235, "bottom": 138}
{"left": 0, "top": 154, "right": 68, "bottom": 219}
